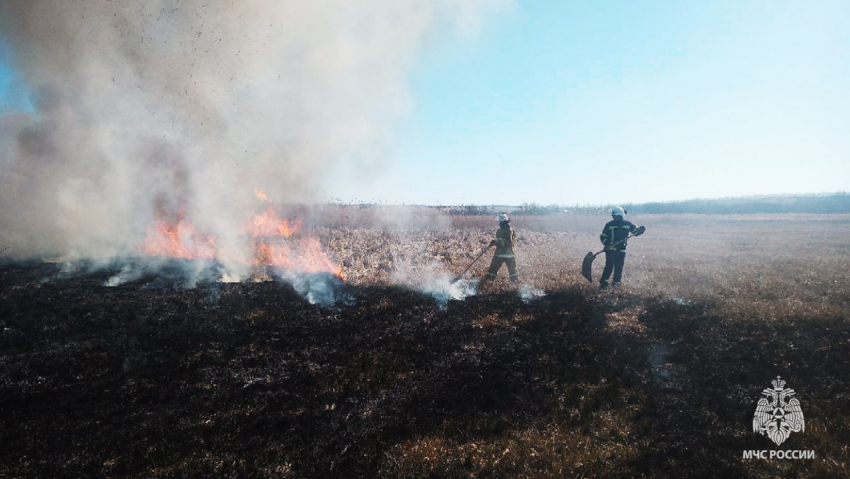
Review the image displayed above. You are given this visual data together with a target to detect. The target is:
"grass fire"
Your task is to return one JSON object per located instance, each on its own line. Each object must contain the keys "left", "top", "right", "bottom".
{"left": 1, "top": 1, "right": 849, "bottom": 478}
{"left": 2, "top": 211, "right": 849, "bottom": 478}
{"left": 142, "top": 196, "right": 345, "bottom": 284}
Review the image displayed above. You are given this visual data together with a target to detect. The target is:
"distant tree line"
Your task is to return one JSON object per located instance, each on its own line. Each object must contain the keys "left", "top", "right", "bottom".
{"left": 622, "top": 193, "right": 850, "bottom": 215}
{"left": 443, "top": 193, "right": 850, "bottom": 216}
{"left": 444, "top": 203, "right": 564, "bottom": 216}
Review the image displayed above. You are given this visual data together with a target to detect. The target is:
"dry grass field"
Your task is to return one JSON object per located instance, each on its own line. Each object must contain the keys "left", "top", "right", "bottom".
{"left": 322, "top": 212, "right": 850, "bottom": 319}
{"left": 1, "top": 212, "right": 849, "bottom": 478}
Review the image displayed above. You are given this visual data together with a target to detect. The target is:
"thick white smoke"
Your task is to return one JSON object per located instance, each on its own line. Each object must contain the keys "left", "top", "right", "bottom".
{"left": 0, "top": 0, "right": 509, "bottom": 276}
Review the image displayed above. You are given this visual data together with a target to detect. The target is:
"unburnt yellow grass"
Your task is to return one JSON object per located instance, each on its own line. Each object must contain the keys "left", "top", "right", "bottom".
{"left": 322, "top": 213, "right": 850, "bottom": 323}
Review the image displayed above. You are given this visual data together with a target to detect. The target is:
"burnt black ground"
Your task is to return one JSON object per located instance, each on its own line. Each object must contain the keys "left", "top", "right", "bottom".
{"left": 1, "top": 262, "right": 848, "bottom": 478}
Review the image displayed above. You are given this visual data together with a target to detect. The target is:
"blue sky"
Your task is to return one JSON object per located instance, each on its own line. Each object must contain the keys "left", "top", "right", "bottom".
{"left": 339, "top": 1, "right": 850, "bottom": 205}
{"left": 2, "top": 1, "right": 849, "bottom": 206}
{"left": 0, "top": 45, "right": 14, "bottom": 107}
{"left": 0, "top": 39, "right": 29, "bottom": 114}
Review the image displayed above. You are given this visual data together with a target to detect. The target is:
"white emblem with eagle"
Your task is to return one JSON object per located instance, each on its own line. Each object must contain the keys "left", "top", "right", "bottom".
{"left": 753, "top": 376, "right": 805, "bottom": 445}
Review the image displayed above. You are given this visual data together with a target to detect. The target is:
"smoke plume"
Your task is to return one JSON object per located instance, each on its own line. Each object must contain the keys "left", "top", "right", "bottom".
{"left": 0, "top": 0, "right": 507, "bottom": 275}
{"left": 392, "top": 261, "right": 478, "bottom": 309}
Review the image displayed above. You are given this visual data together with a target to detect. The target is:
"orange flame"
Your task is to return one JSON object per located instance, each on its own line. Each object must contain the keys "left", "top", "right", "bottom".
{"left": 249, "top": 207, "right": 302, "bottom": 238}
{"left": 144, "top": 214, "right": 216, "bottom": 260}
{"left": 143, "top": 203, "right": 344, "bottom": 280}
{"left": 256, "top": 238, "right": 346, "bottom": 280}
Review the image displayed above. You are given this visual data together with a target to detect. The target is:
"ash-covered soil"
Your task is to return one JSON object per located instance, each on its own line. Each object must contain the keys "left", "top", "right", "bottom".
{"left": 1, "top": 262, "right": 848, "bottom": 478}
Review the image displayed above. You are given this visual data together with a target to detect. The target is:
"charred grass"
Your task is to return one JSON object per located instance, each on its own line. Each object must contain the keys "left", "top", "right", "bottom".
{"left": 2, "top": 214, "right": 850, "bottom": 478}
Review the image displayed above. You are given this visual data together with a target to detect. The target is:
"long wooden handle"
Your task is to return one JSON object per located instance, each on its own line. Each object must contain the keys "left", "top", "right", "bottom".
{"left": 452, "top": 244, "right": 491, "bottom": 282}
{"left": 594, "top": 233, "right": 636, "bottom": 257}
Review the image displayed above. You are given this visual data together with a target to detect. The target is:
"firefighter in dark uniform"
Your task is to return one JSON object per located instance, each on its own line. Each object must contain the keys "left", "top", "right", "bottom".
{"left": 484, "top": 213, "right": 519, "bottom": 283}
{"left": 599, "top": 206, "right": 645, "bottom": 289}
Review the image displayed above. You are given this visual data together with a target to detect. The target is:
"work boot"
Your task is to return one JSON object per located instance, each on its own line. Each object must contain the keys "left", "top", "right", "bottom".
{"left": 599, "top": 280, "right": 609, "bottom": 290}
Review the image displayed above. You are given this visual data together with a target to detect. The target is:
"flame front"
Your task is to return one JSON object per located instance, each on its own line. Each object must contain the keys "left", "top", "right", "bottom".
{"left": 144, "top": 213, "right": 216, "bottom": 260}
{"left": 143, "top": 202, "right": 344, "bottom": 280}
{"left": 249, "top": 207, "right": 302, "bottom": 238}
{"left": 249, "top": 206, "right": 346, "bottom": 280}
{"left": 255, "top": 238, "right": 345, "bottom": 279}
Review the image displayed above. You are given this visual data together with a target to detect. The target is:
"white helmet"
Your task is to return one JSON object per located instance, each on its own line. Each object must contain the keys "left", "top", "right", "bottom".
{"left": 611, "top": 206, "right": 626, "bottom": 217}
{"left": 497, "top": 213, "right": 510, "bottom": 223}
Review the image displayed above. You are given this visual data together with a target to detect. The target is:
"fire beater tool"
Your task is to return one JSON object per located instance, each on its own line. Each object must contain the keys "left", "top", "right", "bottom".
{"left": 450, "top": 244, "right": 492, "bottom": 284}
{"left": 581, "top": 228, "right": 644, "bottom": 283}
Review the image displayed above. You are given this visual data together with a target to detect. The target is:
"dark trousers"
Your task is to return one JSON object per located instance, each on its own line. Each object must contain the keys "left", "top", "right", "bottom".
{"left": 600, "top": 251, "right": 626, "bottom": 285}
{"left": 487, "top": 256, "right": 518, "bottom": 282}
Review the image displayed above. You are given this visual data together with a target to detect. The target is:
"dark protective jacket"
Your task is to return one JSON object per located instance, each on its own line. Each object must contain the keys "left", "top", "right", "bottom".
{"left": 495, "top": 224, "right": 516, "bottom": 258}
{"left": 600, "top": 218, "right": 639, "bottom": 252}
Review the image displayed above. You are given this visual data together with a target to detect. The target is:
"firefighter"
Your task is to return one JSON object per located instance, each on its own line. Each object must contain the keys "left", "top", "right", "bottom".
{"left": 484, "top": 213, "right": 519, "bottom": 283}
{"left": 599, "top": 206, "right": 645, "bottom": 289}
